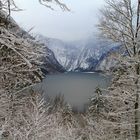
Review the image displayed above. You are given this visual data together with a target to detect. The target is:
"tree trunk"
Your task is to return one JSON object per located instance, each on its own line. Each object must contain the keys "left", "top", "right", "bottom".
{"left": 135, "top": 63, "right": 140, "bottom": 140}
{"left": 135, "top": 92, "right": 139, "bottom": 140}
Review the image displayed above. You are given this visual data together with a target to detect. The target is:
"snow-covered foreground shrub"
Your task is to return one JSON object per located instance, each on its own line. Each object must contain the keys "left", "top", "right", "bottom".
{"left": 0, "top": 90, "right": 92, "bottom": 140}
{"left": 86, "top": 59, "right": 140, "bottom": 140}
{"left": 0, "top": 25, "right": 45, "bottom": 93}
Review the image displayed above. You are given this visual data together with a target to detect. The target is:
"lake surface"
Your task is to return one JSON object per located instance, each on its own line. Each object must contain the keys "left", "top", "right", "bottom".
{"left": 38, "top": 72, "right": 111, "bottom": 111}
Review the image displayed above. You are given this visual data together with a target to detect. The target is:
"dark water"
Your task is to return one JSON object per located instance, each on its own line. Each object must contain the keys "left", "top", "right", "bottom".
{"left": 38, "top": 72, "right": 111, "bottom": 111}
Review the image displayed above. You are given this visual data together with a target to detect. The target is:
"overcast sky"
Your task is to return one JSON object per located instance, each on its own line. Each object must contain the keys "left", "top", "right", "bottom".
{"left": 12, "top": 0, "right": 105, "bottom": 41}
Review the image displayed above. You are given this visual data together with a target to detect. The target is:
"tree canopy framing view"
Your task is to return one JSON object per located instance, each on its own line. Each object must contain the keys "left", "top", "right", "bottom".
{"left": 0, "top": 0, "right": 140, "bottom": 140}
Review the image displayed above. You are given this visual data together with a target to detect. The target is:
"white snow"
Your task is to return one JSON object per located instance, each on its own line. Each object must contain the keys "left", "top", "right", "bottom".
{"left": 36, "top": 35, "right": 117, "bottom": 71}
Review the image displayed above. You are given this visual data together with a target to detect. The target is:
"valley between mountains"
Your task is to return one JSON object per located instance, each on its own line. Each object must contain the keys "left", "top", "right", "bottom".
{"left": 37, "top": 34, "right": 121, "bottom": 73}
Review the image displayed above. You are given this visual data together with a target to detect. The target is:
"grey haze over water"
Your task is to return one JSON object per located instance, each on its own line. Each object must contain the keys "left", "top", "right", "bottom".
{"left": 12, "top": 0, "right": 105, "bottom": 41}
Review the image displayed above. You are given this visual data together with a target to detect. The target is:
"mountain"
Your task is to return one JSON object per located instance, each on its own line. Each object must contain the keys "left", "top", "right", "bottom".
{"left": 36, "top": 35, "right": 82, "bottom": 71}
{"left": 0, "top": 11, "right": 65, "bottom": 75}
{"left": 36, "top": 35, "right": 120, "bottom": 72}
{"left": 40, "top": 47, "right": 66, "bottom": 75}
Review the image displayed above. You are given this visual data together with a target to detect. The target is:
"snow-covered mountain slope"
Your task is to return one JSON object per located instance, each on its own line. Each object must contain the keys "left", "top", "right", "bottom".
{"left": 2, "top": 11, "right": 65, "bottom": 75}
{"left": 40, "top": 47, "right": 65, "bottom": 75}
{"left": 74, "top": 39, "right": 117, "bottom": 71}
{"left": 36, "top": 35, "right": 81, "bottom": 71}
{"left": 36, "top": 35, "right": 120, "bottom": 72}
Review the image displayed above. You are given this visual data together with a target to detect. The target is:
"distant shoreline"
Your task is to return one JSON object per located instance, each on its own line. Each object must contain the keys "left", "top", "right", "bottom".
{"left": 45, "top": 70, "right": 111, "bottom": 77}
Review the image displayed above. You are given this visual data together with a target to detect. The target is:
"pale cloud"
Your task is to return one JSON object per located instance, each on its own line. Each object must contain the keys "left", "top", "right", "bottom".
{"left": 12, "top": 0, "right": 105, "bottom": 41}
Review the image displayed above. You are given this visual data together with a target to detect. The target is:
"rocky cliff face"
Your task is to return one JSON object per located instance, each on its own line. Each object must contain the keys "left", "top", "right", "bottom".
{"left": 40, "top": 47, "right": 65, "bottom": 75}
{"left": 36, "top": 35, "right": 120, "bottom": 72}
